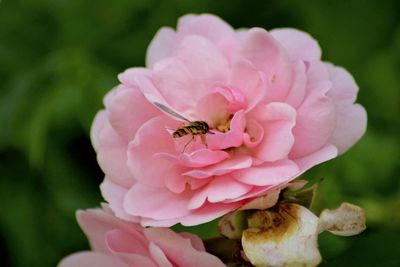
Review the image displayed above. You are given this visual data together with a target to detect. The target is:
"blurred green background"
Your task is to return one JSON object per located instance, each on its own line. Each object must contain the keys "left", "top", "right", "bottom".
{"left": 0, "top": 0, "right": 399, "bottom": 266}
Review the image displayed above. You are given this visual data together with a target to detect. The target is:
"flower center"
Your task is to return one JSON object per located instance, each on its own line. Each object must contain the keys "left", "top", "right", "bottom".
{"left": 215, "top": 114, "right": 233, "bottom": 133}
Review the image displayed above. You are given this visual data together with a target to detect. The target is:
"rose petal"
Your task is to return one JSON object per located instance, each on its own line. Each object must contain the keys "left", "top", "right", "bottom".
{"left": 229, "top": 58, "right": 266, "bottom": 111}
{"left": 90, "top": 110, "right": 108, "bottom": 152}
{"left": 239, "top": 28, "right": 292, "bottom": 102}
{"left": 177, "top": 14, "right": 237, "bottom": 61}
{"left": 206, "top": 110, "right": 246, "bottom": 150}
{"left": 232, "top": 159, "right": 299, "bottom": 186}
{"left": 196, "top": 91, "right": 230, "bottom": 128}
{"left": 58, "top": 252, "right": 130, "bottom": 267}
{"left": 127, "top": 116, "right": 177, "bottom": 187}
{"left": 330, "top": 104, "right": 367, "bottom": 154}
{"left": 175, "top": 35, "right": 229, "bottom": 88}
{"left": 97, "top": 122, "right": 133, "bottom": 187}
{"left": 326, "top": 64, "right": 359, "bottom": 103}
{"left": 184, "top": 155, "right": 252, "bottom": 179}
{"left": 145, "top": 227, "right": 226, "bottom": 267}
{"left": 108, "top": 87, "right": 159, "bottom": 141}
{"left": 177, "top": 14, "right": 235, "bottom": 47}
{"left": 100, "top": 178, "right": 139, "bottom": 222}
{"left": 285, "top": 61, "right": 307, "bottom": 108}
{"left": 294, "top": 144, "right": 338, "bottom": 172}
{"left": 106, "top": 229, "right": 149, "bottom": 256}
{"left": 243, "top": 119, "right": 264, "bottom": 148}
{"left": 326, "top": 65, "right": 367, "bottom": 154}
{"left": 178, "top": 232, "right": 206, "bottom": 251}
{"left": 148, "top": 242, "right": 173, "bottom": 267}
{"left": 118, "top": 68, "right": 168, "bottom": 105}
{"left": 152, "top": 58, "right": 203, "bottom": 116}
{"left": 253, "top": 102, "right": 296, "bottom": 162}
{"left": 157, "top": 149, "right": 230, "bottom": 168}
{"left": 213, "top": 85, "right": 248, "bottom": 113}
{"left": 270, "top": 28, "right": 322, "bottom": 62}
{"left": 164, "top": 165, "right": 189, "bottom": 194}
{"left": 305, "top": 61, "right": 332, "bottom": 96}
{"left": 180, "top": 202, "right": 242, "bottom": 226}
{"left": 76, "top": 209, "right": 143, "bottom": 253}
{"left": 290, "top": 94, "right": 336, "bottom": 159}
{"left": 189, "top": 176, "right": 253, "bottom": 209}
{"left": 146, "top": 27, "right": 176, "bottom": 68}
{"left": 123, "top": 183, "right": 191, "bottom": 221}
{"left": 239, "top": 189, "right": 281, "bottom": 210}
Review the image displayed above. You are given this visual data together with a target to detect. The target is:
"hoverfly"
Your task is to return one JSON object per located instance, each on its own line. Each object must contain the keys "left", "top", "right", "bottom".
{"left": 154, "top": 102, "right": 214, "bottom": 151}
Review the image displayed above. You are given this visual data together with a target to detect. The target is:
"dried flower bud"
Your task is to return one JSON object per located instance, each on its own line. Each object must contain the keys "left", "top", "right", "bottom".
{"left": 242, "top": 204, "right": 321, "bottom": 267}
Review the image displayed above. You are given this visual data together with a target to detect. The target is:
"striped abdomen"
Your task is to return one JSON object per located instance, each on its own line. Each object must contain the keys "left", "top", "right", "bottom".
{"left": 172, "top": 121, "right": 210, "bottom": 138}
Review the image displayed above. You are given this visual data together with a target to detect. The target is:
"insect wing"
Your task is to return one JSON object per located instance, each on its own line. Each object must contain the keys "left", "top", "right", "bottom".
{"left": 154, "top": 102, "right": 191, "bottom": 122}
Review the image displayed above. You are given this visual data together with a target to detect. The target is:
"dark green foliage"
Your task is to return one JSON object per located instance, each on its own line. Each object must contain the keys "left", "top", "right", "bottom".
{"left": 0, "top": 0, "right": 399, "bottom": 266}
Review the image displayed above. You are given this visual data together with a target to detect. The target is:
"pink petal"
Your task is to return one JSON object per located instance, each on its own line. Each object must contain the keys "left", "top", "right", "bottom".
{"left": 289, "top": 94, "right": 336, "bottom": 159}
{"left": 178, "top": 232, "right": 206, "bottom": 251}
{"left": 123, "top": 183, "right": 191, "bottom": 220}
{"left": 146, "top": 27, "right": 176, "bottom": 68}
{"left": 179, "top": 202, "right": 242, "bottom": 226}
{"left": 229, "top": 58, "right": 266, "bottom": 111}
{"left": 326, "top": 64, "right": 358, "bottom": 103}
{"left": 118, "top": 68, "right": 167, "bottom": 105}
{"left": 175, "top": 35, "right": 229, "bottom": 88}
{"left": 76, "top": 209, "right": 142, "bottom": 253}
{"left": 140, "top": 217, "right": 185, "bottom": 228}
{"left": 148, "top": 242, "right": 173, "bottom": 267}
{"left": 326, "top": 64, "right": 367, "bottom": 154}
{"left": 206, "top": 110, "right": 246, "bottom": 150}
{"left": 144, "top": 228, "right": 226, "bottom": 267}
{"left": 164, "top": 165, "right": 189, "bottom": 194}
{"left": 90, "top": 110, "right": 108, "bottom": 152}
{"left": 97, "top": 122, "right": 133, "bottom": 188}
{"left": 127, "top": 116, "right": 177, "bottom": 187}
{"left": 100, "top": 178, "right": 139, "bottom": 222}
{"left": 58, "top": 252, "right": 130, "bottom": 267}
{"left": 106, "top": 229, "right": 149, "bottom": 256}
{"left": 232, "top": 159, "right": 299, "bottom": 186}
{"left": 156, "top": 149, "right": 230, "bottom": 168}
{"left": 190, "top": 177, "right": 212, "bottom": 190}
{"left": 253, "top": 103, "right": 296, "bottom": 162}
{"left": 108, "top": 87, "right": 159, "bottom": 141}
{"left": 285, "top": 61, "right": 307, "bottom": 108}
{"left": 189, "top": 176, "right": 253, "bottom": 209}
{"left": 184, "top": 155, "right": 252, "bottom": 179}
{"left": 294, "top": 144, "right": 338, "bottom": 172}
{"left": 270, "top": 28, "right": 322, "bottom": 62}
{"left": 152, "top": 58, "right": 203, "bottom": 115}
{"left": 243, "top": 119, "right": 264, "bottom": 148}
{"left": 177, "top": 14, "right": 235, "bottom": 47}
{"left": 213, "top": 86, "right": 248, "bottom": 113}
{"left": 196, "top": 91, "right": 230, "bottom": 128}
{"left": 330, "top": 104, "right": 367, "bottom": 154}
{"left": 118, "top": 67, "right": 151, "bottom": 88}
{"left": 176, "top": 14, "right": 236, "bottom": 61}
{"left": 305, "top": 61, "right": 332, "bottom": 96}
{"left": 239, "top": 28, "right": 292, "bottom": 102}
{"left": 103, "top": 85, "right": 123, "bottom": 108}
{"left": 231, "top": 185, "right": 278, "bottom": 201}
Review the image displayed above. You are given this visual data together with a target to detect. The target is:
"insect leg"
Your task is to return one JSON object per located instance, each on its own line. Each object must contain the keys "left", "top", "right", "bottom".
{"left": 182, "top": 135, "right": 195, "bottom": 153}
{"left": 200, "top": 134, "right": 208, "bottom": 148}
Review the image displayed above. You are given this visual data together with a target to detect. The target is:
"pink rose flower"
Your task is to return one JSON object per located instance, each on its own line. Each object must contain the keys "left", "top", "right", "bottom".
{"left": 58, "top": 206, "right": 225, "bottom": 267}
{"left": 92, "top": 14, "right": 367, "bottom": 226}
